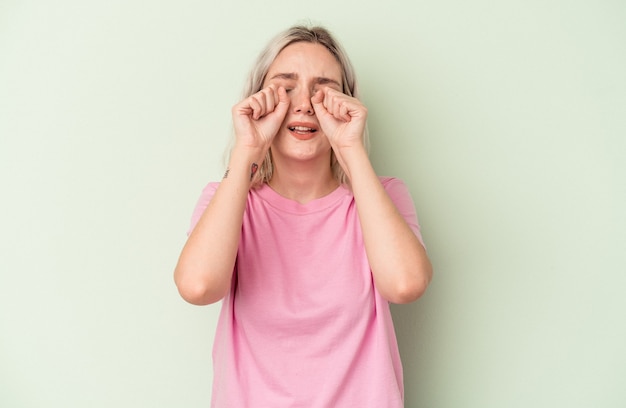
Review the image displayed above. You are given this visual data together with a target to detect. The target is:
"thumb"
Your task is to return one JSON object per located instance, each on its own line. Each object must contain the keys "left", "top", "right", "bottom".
{"left": 311, "top": 89, "right": 330, "bottom": 119}
{"left": 274, "top": 86, "right": 290, "bottom": 118}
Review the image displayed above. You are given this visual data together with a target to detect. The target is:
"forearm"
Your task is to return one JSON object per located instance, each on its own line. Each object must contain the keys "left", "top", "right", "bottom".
{"left": 339, "top": 146, "right": 433, "bottom": 303}
{"left": 174, "top": 147, "right": 264, "bottom": 305}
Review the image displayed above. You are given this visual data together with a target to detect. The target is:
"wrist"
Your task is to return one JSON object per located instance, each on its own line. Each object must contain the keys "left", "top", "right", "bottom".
{"left": 334, "top": 143, "right": 368, "bottom": 166}
{"left": 231, "top": 142, "right": 267, "bottom": 163}
{"left": 333, "top": 144, "right": 372, "bottom": 183}
{"left": 225, "top": 145, "right": 268, "bottom": 184}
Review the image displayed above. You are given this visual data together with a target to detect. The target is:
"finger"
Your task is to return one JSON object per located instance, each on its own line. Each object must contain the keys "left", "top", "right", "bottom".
{"left": 311, "top": 89, "right": 330, "bottom": 117}
{"left": 311, "top": 88, "right": 325, "bottom": 105}
{"left": 272, "top": 84, "right": 286, "bottom": 105}
{"left": 253, "top": 86, "right": 282, "bottom": 120}
{"left": 271, "top": 86, "right": 290, "bottom": 122}
{"left": 263, "top": 86, "right": 277, "bottom": 112}
{"left": 276, "top": 86, "right": 289, "bottom": 104}
{"left": 255, "top": 87, "right": 276, "bottom": 120}
{"left": 248, "top": 95, "right": 263, "bottom": 120}
{"left": 337, "top": 103, "right": 350, "bottom": 122}
{"left": 323, "top": 89, "right": 351, "bottom": 122}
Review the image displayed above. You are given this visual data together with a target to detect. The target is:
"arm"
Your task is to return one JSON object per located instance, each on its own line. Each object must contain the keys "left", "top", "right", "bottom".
{"left": 174, "top": 86, "right": 289, "bottom": 305}
{"left": 312, "top": 89, "right": 432, "bottom": 304}
{"left": 340, "top": 147, "right": 432, "bottom": 303}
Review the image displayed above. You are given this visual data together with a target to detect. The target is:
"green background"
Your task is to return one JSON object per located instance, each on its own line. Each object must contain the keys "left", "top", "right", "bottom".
{"left": 1, "top": 0, "right": 624, "bottom": 406}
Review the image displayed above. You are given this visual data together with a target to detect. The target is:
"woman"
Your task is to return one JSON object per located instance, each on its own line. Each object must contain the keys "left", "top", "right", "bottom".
{"left": 175, "top": 24, "right": 433, "bottom": 407}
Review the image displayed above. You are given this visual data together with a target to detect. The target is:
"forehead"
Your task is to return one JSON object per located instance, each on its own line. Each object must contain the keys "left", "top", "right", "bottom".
{"left": 267, "top": 42, "right": 342, "bottom": 81}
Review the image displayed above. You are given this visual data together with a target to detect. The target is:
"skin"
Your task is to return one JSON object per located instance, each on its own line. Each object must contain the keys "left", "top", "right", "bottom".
{"left": 174, "top": 42, "right": 432, "bottom": 305}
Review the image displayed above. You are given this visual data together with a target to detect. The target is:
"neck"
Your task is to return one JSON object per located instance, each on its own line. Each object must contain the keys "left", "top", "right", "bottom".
{"left": 268, "top": 162, "right": 339, "bottom": 204}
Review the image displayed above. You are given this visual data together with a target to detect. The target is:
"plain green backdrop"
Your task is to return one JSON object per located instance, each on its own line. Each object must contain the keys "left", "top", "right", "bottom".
{"left": 1, "top": 0, "right": 624, "bottom": 407}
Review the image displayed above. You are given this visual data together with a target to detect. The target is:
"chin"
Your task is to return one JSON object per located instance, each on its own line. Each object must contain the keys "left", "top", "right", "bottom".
{"left": 272, "top": 145, "right": 332, "bottom": 165}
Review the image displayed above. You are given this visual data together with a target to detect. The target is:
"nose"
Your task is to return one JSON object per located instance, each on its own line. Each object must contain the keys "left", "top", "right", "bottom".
{"left": 292, "top": 89, "right": 314, "bottom": 115}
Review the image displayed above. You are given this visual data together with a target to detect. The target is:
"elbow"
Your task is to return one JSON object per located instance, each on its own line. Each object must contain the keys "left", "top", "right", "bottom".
{"left": 176, "top": 282, "right": 214, "bottom": 306}
{"left": 385, "top": 261, "right": 433, "bottom": 304}
{"left": 387, "top": 277, "right": 429, "bottom": 304}
{"left": 174, "top": 267, "right": 228, "bottom": 306}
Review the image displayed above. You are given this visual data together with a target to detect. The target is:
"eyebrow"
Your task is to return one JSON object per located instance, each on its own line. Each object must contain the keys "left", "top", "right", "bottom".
{"left": 269, "top": 72, "right": 341, "bottom": 87}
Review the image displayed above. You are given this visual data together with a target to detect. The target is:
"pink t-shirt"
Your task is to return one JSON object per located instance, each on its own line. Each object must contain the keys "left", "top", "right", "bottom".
{"left": 188, "top": 177, "right": 424, "bottom": 408}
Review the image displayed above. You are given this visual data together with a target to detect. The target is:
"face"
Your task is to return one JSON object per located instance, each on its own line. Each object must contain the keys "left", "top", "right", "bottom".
{"left": 263, "top": 42, "right": 343, "bottom": 164}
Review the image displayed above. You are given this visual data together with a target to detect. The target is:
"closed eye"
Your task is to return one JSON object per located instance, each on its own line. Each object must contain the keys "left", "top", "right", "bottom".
{"left": 315, "top": 77, "right": 342, "bottom": 91}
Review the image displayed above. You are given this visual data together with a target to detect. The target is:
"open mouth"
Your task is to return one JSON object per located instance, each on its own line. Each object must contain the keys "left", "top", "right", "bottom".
{"left": 288, "top": 126, "right": 317, "bottom": 134}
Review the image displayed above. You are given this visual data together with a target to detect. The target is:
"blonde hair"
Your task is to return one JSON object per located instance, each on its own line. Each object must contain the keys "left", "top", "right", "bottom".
{"left": 229, "top": 24, "right": 369, "bottom": 187}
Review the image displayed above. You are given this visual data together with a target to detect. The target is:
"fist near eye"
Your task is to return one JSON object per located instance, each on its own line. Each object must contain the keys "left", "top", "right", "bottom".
{"left": 232, "top": 85, "right": 290, "bottom": 149}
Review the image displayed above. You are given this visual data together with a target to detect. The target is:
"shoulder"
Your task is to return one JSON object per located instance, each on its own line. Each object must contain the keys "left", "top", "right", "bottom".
{"left": 379, "top": 176, "right": 402, "bottom": 186}
{"left": 379, "top": 176, "right": 411, "bottom": 198}
{"left": 378, "top": 176, "right": 417, "bottom": 216}
{"left": 378, "top": 176, "right": 425, "bottom": 243}
{"left": 186, "top": 181, "right": 221, "bottom": 235}
{"left": 200, "top": 181, "right": 221, "bottom": 198}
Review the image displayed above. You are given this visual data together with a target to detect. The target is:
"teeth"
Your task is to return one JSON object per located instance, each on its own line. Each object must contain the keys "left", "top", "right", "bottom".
{"left": 290, "top": 126, "right": 315, "bottom": 132}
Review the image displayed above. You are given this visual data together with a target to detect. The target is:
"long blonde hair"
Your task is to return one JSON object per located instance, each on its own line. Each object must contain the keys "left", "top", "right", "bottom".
{"left": 230, "top": 24, "right": 369, "bottom": 187}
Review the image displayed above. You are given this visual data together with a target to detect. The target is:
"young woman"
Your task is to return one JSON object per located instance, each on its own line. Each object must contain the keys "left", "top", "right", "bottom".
{"left": 174, "top": 24, "right": 433, "bottom": 407}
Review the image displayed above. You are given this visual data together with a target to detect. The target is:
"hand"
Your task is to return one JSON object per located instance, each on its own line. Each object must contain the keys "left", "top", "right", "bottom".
{"left": 232, "top": 85, "right": 290, "bottom": 151}
{"left": 311, "top": 87, "right": 368, "bottom": 152}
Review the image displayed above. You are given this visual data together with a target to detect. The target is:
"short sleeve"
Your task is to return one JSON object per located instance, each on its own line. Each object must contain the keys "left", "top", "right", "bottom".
{"left": 186, "top": 182, "right": 220, "bottom": 236}
{"left": 380, "top": 177, "right": 426, "bottom": 249}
